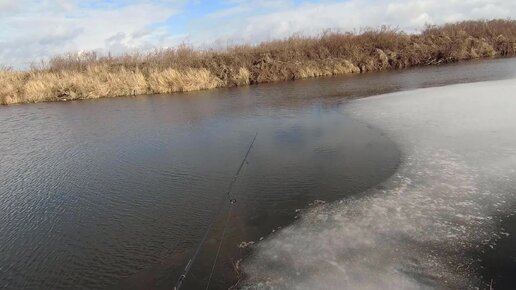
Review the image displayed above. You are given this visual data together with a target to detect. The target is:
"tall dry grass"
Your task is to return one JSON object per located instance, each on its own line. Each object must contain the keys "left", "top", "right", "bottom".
{"left": 1, "top": 19, "right": 516, "bottom": 105}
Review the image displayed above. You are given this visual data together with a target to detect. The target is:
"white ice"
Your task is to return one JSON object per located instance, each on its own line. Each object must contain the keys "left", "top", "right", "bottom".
{"left": 242, "top": 79, "right": 516, "bottom": 289}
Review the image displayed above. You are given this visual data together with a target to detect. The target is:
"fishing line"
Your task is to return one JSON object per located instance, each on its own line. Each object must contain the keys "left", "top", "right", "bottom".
{"left": 204, "top": 197, "right": 235, "bottom": 290}
{"left": 174, "top": 131, "right": 258, "bottom": 290}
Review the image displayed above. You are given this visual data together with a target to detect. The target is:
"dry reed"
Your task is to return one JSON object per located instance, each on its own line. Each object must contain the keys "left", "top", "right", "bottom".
{"left": 1, "top": 19, "right": 516, "bottom": 105}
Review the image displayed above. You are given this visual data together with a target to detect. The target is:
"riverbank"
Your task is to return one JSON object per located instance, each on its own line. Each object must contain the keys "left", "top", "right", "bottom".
{"left": 1, "top": 19, "right": 515, "bottom": 105}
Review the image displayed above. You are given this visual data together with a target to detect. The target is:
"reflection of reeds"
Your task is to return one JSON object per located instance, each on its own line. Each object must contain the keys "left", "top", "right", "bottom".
{"left": 2, "top": 19, "right": 516, "bottom": 105}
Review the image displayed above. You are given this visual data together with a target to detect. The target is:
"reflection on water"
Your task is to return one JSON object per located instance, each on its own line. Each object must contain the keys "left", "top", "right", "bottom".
{"left": 0, "top": 58, "right": 515, "bottom": 289}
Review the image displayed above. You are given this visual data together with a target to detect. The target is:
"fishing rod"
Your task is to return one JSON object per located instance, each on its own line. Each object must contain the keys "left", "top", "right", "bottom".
{"left": 174, "top": 131, "right": 258, "bottom": 290}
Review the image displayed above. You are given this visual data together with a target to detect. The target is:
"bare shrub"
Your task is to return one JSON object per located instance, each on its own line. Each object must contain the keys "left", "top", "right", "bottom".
{"left": 1, "top": 19, "right": 515, "bottom": 105}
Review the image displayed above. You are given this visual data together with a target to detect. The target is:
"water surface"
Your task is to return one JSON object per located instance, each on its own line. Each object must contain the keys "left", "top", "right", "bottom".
{"left": 1, "top": 58, "right": 516, "bottom": 289}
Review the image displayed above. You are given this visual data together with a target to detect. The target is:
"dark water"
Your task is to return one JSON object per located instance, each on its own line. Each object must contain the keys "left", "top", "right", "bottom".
{"left": 1, "top": 58, "right": 516, "bottom": 289}
{"left": 478, "top": 213, "right": 516, "bottom": 290}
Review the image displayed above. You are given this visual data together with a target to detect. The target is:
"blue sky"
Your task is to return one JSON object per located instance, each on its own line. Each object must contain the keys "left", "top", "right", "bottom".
{"left": 1, "top": 0, "right": 516, "bottom": 67}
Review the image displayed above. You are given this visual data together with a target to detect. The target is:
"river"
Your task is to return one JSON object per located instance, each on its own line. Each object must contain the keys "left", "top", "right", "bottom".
{"left": 1, "top": 58, "right": 515, "bottom": 289}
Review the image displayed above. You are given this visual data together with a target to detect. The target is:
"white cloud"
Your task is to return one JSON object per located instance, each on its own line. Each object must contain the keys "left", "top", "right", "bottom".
{"left": 1, "top": 0, "right": 515, "bottom": 68}
{"left": 0, "top": 0, "right": 181, "bottom": 68}
{"left": 202, "top": 0, "right": 516, "bottom": 44}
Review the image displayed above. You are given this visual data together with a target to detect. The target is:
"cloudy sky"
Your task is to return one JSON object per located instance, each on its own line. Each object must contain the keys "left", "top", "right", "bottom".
{"left": 1, "top": 0, "right": 515, "bottom": 68}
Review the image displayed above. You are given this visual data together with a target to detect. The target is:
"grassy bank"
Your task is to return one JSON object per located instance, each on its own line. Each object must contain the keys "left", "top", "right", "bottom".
{"left": 1, "top": 19, "right": 516, "bottom": 105}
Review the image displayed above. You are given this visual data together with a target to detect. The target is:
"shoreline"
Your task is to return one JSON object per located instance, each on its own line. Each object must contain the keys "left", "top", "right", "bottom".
{"left": 1, "top": 19, "right": 516, "bottom": 105}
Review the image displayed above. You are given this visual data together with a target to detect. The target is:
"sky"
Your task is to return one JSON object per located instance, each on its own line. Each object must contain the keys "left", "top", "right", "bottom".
{"left": 1, "top": 0, "right": 516, "bottom": 68}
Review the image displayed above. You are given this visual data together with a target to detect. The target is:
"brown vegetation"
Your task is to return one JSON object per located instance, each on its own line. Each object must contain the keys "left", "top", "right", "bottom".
{"left": 1, "top": 19, "right": 516, "bottom": 105}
